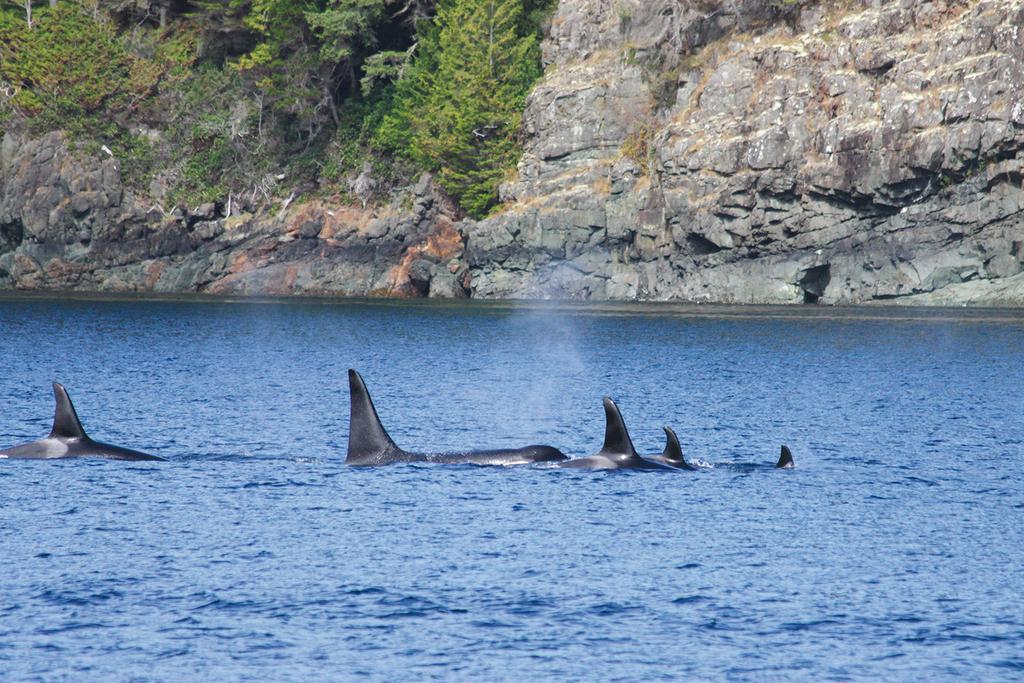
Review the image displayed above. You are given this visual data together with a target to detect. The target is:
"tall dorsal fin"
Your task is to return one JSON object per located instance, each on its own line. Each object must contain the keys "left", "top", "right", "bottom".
{"left": 775, "top": 445, "right": 794, "bottom": 469}
{"left": 49, "top": 383, "right": 87, "bottom": 439}
{"left": 662, "top": 426, "right": 685, "bottom": 465}
{"left": 346, "top": 369, "right": 400, "bottom": 462}
{"left": 599, "top": 397, "right": 638, "bottom": 458}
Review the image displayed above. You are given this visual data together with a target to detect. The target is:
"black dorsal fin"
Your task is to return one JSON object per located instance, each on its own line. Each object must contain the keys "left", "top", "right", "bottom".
{"left": 346, "top": 369, "right": 400, "bottom": 462}
{"left": 775, "top": 445, "right": 794, "bottom": 469}
{"left": 49, "top": 383, "right": 87, "bottom": 439}
{"left": 599, "top": 397, "right": 638, "bottom": 458}
{"left": 662, "top": 426, "right": 685, "bottom": 465}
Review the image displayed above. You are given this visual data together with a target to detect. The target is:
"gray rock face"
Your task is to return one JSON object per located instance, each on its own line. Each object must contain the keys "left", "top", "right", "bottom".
{"left": 467, "top": 0, "right": 1024, "bottom": 304}
{"left": 0, "top": 130, "right": 180, "bottom": 290}
{"left": 0, "top": 133, "right": 467, "bottom": 298}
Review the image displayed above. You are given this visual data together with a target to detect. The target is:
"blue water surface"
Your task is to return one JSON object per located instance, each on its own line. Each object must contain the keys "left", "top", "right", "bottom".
{"left": 1, "top": 297, "right": 1022, "bottom": 681}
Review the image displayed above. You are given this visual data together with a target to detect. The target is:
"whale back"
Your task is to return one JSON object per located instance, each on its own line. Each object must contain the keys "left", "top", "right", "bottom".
{"left": 49, "top": 383, "right": 88, "bottom": 440}
{"left": 347, "top": 369, "right": 402, "bottom": 464}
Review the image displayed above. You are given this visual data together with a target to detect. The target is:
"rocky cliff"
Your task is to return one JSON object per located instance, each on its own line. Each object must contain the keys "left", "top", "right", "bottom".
{"left": 0, "top": 132, "right": 469, "bottom": 298}
{"left": 3, "top": 0, "right": 1024, "bottom": 305}
{"left": 467, "top": 0, "right": 1024, "bottom": 304}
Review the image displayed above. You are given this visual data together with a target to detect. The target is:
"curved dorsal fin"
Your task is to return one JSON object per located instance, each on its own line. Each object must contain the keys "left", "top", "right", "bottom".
{"left": 49, "top": 383, "right": 87, "bottom": 439}
{"left": 662, "top": 426, "right": 685, "bottom": 465}
{"left": 775, "top": 445, "right": 794, "bottom": 469}
{"left": 346, "top": 369, "right": 400, "bottom": 462}
{"left": 599, "top": 397, "right": 638, "bottom": 458}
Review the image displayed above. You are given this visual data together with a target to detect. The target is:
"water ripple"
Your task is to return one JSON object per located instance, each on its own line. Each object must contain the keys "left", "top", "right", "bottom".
{"left": 1, "top": 299, "right": 1023, "bottom": 680}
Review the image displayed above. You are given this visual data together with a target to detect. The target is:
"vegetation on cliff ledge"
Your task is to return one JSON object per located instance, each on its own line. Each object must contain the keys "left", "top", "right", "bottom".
{"left": 0, "top": 0, "right": 555, "bottom": 217}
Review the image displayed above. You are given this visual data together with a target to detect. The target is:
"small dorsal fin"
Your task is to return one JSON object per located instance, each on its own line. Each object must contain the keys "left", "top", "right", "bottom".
{"left": 346, "top": 369, "right": 400, "bottom": 463}
{"left": 49, "top": 383, "right": 87, "bottom": 439}
{"left": 775, "top": 445, "right": 794, "bottom": 469}
{"left": 599, "top": 397, "right": 638, "bottom": 458}
{"left": 662, "top": 426, "right": 685, "bottom": 465}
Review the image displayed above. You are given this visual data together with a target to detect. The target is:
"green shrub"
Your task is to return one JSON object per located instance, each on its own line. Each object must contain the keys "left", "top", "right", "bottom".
{"left": 0, "top": 6, "right": 200, "bottom": 190}
{"left": 0, "top": 6, "right": 157, "bottom": 131}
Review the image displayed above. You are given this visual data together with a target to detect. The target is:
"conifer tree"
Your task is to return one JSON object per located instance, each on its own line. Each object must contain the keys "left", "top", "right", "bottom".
{"left": 406, "top": 0, "right": 540, "bottom": 218}
{"left": 306, "top": 0, "right": 385, "bottom": 65}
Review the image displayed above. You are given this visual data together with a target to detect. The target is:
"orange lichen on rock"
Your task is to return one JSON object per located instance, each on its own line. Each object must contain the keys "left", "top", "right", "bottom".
{"left": 283, "top": 198, "right": 373, "bottom": 242}
{"left": 387, "top": 217, "right": 465, "bottom": 296}
{"left": 228, "top": 251, "right": 252, "bottom": 274}
{"left": 383, "top": 262, "right": 417, "bottom": 297}
{"left": 321, "top": 206, "right": 367, "bottom": 242}
{"left": 284, "top": 202, "right": 322, "bottom": 238}
{"left": 144, "top": 261, "right": 166, "bottom": 290}
{"left": 283, "top": 264, "right": 298, "bottom": 291}
{"left": 422, "top": 217, "right": 464, "bottom": 262}
{"left": 43, "top": 258, "right": 87, "bottom": 287}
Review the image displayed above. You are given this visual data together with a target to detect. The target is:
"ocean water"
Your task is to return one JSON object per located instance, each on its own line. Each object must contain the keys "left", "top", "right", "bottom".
{"left": 0, "top": 296, "right": 1022, "bottom": 681}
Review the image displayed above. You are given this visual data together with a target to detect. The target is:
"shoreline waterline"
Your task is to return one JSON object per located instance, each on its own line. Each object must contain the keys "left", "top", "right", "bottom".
{"left": 2, "top": 290, "right": 1024, "bottom": 324}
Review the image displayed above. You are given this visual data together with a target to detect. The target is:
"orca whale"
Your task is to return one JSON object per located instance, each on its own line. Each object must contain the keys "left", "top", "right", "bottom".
{"left": 558, "top": 397, "right": 675, "bottom": 470}
{"left": 0, "top": 383, "right": 165, "bottom": 461}
{"left": 345, "top": 369, "right": 567, "bottom": 466}
{"left": 644, "top": 426, "right": 697, "bottom": 470}
{"left": 775, "top": 445, "right": 794, "bottom": 468}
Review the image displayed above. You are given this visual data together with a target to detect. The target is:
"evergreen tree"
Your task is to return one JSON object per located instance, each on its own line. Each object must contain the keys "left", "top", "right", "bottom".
{"left": 306, "top": 0, "right": 385, "bottom": 65}
{"left": 404, "top": 0, "right": 540, "bottom": 218}
{"left": 232, "top": 0, "right": 314, "bottom": 70}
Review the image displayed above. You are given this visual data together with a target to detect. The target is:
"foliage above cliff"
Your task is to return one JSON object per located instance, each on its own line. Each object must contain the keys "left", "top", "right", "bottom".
{"left": 0, "top": 7, "right": 187, "bottom": 128}
{"left": 0, "top": 0, "right": 554, "bottom": 217}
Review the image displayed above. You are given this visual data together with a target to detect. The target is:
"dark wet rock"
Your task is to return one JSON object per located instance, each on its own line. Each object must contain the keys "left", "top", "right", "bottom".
{"left": 408, "top": 258, "right": 435, "bottom": 295}
{"left": 297, "top": 218, "right": 322, "bottom": 239}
